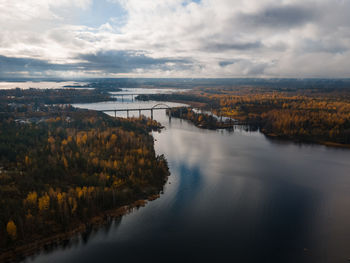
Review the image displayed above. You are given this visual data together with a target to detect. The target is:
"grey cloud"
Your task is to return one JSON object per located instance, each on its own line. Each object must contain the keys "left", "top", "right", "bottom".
{"left": 237, "top": 4, "right": 316, "bottom": 29}
{"left": 218, "top": 58, "right": 270, "bottom": 76}
{"left": 0, "top": 55, "right": 74, "bottom": 77}
{"left": 204, "top": 41, "right": 263, "bottom": 52}
{"left": 301, "top": 39, "right": 348, "bottom": 54}
{"left": 0, "top": 50, "right": 193, "bottom": 77}
{"left": 77, "top": 50, "right": 193, "bottom": 72}
{"left": 246, "top": 63, "right": 269, "bottom": 75}
{"left": 219, "top": 59, "right": 241, "bottom": 67}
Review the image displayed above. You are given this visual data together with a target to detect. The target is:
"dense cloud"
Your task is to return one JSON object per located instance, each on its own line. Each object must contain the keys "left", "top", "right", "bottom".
{"left": 0, "top": 55, "right": 73, "bottom": 78}
{"left": 78, "top": 51, "right": 192, "bottom": 72}
{"left": 204, "top": 41, "right": 263, "bottom": 52}
{"left": 0, "top": 0, "right": 349, "bottom": 78}
{"left": 0, "top": 51, "right": 192, "bottom": 77}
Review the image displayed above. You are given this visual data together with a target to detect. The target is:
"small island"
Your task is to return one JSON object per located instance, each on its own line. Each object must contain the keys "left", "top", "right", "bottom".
{"left": 167, "top": 107, "right": 235, "bottom": 130}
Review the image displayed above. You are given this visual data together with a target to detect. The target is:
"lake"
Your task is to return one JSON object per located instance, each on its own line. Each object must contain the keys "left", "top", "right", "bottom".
{"left": 24, "top": 89, "right": 350, "bottom": 263}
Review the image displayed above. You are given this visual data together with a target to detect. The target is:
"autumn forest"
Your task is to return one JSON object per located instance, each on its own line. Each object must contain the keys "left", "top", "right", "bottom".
{"left": 0, "top": 91, "right": 169, "bottom": 259}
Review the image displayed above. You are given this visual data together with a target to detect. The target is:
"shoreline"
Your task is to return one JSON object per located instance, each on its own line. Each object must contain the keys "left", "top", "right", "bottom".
{"left": 0, "top": 194, "right": 161, "bottom": 263}
{"left": 263, "top": 132, "right": 350, "bottom": 149}
{"left": 166, "top": 102, "right": 350, "bottom": 150}
{"left": 168, "top": 106, "right": 350, "bottom": 149}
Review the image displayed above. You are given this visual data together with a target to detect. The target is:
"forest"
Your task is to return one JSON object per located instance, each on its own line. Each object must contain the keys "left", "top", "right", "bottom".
{"left": 0, "top": 104, "right": 169, "bottom": 255}
{"left": 0, "top": 88, "right": 114, "bottom": 105}
{"left": 140, "top": 86, "right": 350, "bottom": 146}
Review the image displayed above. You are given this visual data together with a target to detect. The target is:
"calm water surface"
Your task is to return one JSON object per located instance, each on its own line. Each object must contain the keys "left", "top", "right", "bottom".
{"left": 24, "top": 89, "right": 350, "bottom": 263}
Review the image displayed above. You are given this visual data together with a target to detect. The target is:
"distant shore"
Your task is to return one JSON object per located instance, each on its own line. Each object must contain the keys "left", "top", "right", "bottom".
{"left": 137, "top": 90, "right": 350, "bottom": 150}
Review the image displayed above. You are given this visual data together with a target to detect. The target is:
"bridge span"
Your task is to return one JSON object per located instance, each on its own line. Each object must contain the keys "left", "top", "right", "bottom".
{"left": 98, "top": 104, "right": 189, "bottom": 119}
{"left": 113, "top": 93, "right": 162, "bottom": 102}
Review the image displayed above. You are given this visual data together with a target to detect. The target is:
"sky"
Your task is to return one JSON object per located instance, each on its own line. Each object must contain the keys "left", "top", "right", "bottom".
{"left": 0, "top": 0, "right": 349, "bottom": 78}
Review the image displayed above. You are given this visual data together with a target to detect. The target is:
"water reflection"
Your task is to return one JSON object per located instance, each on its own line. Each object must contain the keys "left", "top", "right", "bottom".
{"left": 24, "top": 89, "right": 350, "bottom": 263}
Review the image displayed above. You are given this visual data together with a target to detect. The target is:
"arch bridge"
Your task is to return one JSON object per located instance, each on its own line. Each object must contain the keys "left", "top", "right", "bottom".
{"left": 99, "top": 103, "right": 187, "bottom": 119}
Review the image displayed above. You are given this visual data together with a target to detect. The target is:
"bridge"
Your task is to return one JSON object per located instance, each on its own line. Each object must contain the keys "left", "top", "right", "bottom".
{"left": 113, "top": 93, "right": 152, "bottom": 96}
{"left": 96, "top": 104, "right": 236, "bottom": 129}
{"left": 99, "top": 103, "right": 185, "bottom": 119}
{"left": 113, "top": 93, "right": 156, "bottom": 102}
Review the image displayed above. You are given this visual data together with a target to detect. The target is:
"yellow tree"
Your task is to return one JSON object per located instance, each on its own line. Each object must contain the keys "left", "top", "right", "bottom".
{"left": 25, "top": 191, "right": 38, "bottom": 207}
{"left": 62, "top": 156, "right": 69, "bottom": 169}
{"left": 6, "top": 220, "right": 17, "bottom": 240}
{"left": 38, "top": 194, "right": 50, "bottom": 212}
{"left": 24, "top": 192, "right": 38, "bottom": 218}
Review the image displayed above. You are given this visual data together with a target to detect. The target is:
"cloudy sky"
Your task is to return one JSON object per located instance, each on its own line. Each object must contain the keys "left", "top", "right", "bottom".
{"left": 0, "top": 0, "right": 349, "bottom": 78}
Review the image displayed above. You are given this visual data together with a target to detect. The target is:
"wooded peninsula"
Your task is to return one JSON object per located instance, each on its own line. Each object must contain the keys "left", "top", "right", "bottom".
{"left": 0, "top": 88, "right": 169, "bottom": 261}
